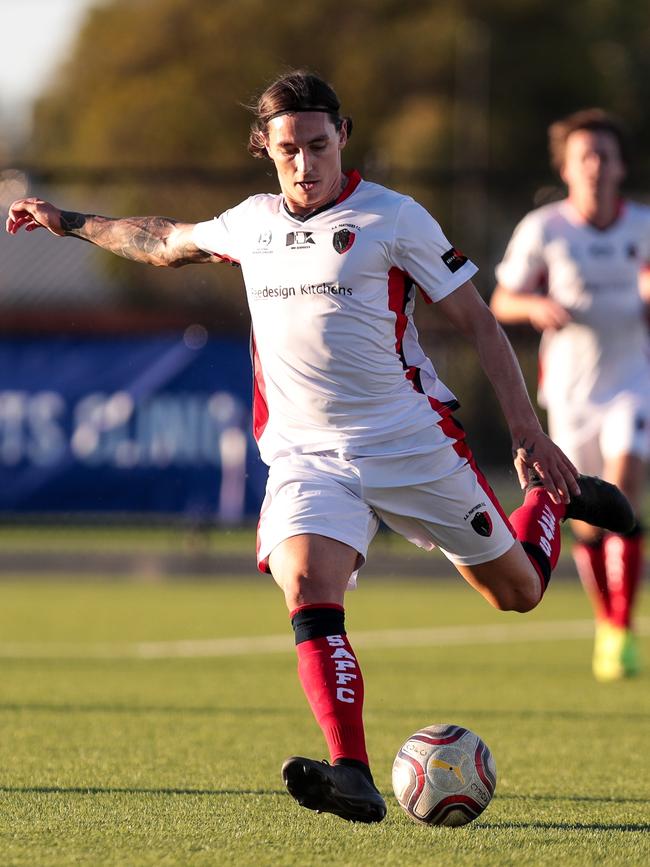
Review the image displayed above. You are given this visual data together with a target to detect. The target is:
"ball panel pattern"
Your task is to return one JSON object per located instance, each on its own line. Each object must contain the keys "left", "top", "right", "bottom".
{"left": 392, "top": 723, "right": 496, "bottom": 827}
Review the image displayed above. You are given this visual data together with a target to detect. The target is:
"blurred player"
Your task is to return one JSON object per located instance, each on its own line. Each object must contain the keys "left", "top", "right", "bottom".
{"left": 491, "top": 109, "right": 649, "bottom": 682}
{"left": 6, "top": 75, "right": 634, "bottom": 821}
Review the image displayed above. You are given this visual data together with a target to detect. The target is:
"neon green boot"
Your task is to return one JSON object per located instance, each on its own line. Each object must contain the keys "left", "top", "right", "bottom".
{"left": 593, "top": 622, "right": 640, "bottom": 682}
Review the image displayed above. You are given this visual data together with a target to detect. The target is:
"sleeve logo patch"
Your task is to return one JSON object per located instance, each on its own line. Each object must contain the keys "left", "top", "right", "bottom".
{"left": 441, "top": 247, "right": 468, "bottom": 273}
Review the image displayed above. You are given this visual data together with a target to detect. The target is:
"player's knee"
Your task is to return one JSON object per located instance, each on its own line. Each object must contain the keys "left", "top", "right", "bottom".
{"left": 273, "top": 570, "right": 344, "bottom": 611}
{"left": 508, "top": 587, "right": 542, "bottom": 613}
{"left": 280, "top": 574, "right": 311, "bottom": 610}
{"left": 492, "top": 578, "right": 541, "bottom": 613}
{"left": 271, "top": 571, "right": 306, "bottom": 609}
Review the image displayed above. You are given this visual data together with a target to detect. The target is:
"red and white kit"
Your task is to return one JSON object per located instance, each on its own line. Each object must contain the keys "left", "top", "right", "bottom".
{"left": 496, "top": 199, "right": 650, "bottom": 473}
{"left": 193, "top": 171, "right": 515, "bottom": 574}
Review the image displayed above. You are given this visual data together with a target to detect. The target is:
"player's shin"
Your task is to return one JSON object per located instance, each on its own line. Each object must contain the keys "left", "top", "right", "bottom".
{"left": 290, "top": 604, "right": 369, "bottom": 768}
{"left": 573, "top": 536, "right": 610, "bottom": 622}
{"left": 604, "top": 523, "right": 644, "bottom": 629}
{"left": 509, "top": 486, "right": 566, "bottom": 597}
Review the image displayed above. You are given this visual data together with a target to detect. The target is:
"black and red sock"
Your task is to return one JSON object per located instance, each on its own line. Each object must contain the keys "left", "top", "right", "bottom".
{"left": 509, "top": 486, "right": 566, "bottom": 597}
{"left": 290, "top": 603, "right": 369, "bottom": 766}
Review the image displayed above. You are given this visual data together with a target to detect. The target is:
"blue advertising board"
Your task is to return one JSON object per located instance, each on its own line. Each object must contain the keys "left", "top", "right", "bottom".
{"left": 0, "top": 332, "right": 267, "bottom": 520}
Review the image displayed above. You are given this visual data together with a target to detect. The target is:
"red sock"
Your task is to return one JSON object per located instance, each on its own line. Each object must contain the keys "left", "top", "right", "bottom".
{"left": 604, "top": 529, "right": 644, "bottom": 629}
{"left": 291, "top": 604, "right": 368, "bottom": 765}
{"left": 509, "top": 487, "right": 566, "bottom": 597}
{"left": 573, "top": 539, "right": 610, "bottom": 622}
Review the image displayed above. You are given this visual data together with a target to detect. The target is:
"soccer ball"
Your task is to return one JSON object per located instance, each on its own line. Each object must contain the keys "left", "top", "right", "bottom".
{"left": 392, "top": 723, "right": 496, "bottom": 826}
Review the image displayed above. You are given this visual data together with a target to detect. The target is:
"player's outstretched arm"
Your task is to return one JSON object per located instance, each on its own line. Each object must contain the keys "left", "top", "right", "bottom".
{"left": 490, "top": 284, "right": 571, "bottom": 332}
{"left": 437, "top": 280, "right": 580, "bottom": 504}
{"left": 6, "top": 197, "right": 219, "bottom": 268}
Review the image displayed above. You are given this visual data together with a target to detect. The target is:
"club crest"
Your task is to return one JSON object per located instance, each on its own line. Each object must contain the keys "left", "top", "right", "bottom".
{"left": 333, "top": 229, "right": 355, "bottom": 254}
{"left": 471, "top": 511, "right": 493, "bottom": 537}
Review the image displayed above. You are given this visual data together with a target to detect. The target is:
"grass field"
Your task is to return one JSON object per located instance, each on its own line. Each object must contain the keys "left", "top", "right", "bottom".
{"left": 0, "top": 575, "right": 648, "bottom": 866}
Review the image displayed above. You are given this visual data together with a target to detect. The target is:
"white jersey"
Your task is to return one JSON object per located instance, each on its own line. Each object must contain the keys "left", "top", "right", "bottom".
{"left": 495, "top": 198, "right": 650, "bottom": 409}
{"left": 193, "top": 171, "right": 477, "bottom": 465}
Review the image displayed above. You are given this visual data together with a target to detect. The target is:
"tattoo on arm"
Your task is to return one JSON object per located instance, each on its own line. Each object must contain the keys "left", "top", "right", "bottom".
{"left": 513, "top": 438, "right": 535, "bottom": 459}
{"left": 60, "top": 212, "right": 215, "bottom": 267}
{"left": 60, "top": 211, "right": 87, "bottom": 233}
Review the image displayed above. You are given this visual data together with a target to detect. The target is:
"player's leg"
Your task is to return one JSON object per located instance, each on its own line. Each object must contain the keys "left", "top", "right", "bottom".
{"left": 571, "top": 524, "right": 610, "bottom": 623}
{"left": 602, "top": 451, "right": 645, "bottom": 630}
{"left": 271, "top": 533, "right": 369, "bottom": 770}
{"left": 546, "top": 402, "right": 644, "bottom": 679}
{"left": 454, "top": 477, "right": 566, "bottom": 611}
{"left": 454, "top": 540, "right": 550, "bottom": 612}
{"left": 269, "top": 534, "right": 386, "bottom": 822}
{"left": 593, "top": 450, "right": 646, "bottom": 680}
{"left": 257, "top": 455, "right": 385, "bottom": 822}
{"left": 546, "top": 406, "right": 613, "bottom": 624}
{"left": 365, "top": 446, "right": 558, "bottom": 610}
{"left": 365, "top": 419, "right": 633, "bottom": 614}
{"left": 458, "top": 472, "right": 635, "bottom": 611}
{"left": 587, "top": 397, "right": 648, "bottom": 679}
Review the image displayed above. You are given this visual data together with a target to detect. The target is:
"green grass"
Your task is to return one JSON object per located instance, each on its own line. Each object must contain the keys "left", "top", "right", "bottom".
{"left": 0, "top": 578, "right": 648, "bottom": 866}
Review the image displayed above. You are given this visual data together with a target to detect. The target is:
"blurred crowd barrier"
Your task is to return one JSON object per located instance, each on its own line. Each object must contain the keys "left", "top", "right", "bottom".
{"left": 0, "top": 331, "right": 267, "bottom": 522}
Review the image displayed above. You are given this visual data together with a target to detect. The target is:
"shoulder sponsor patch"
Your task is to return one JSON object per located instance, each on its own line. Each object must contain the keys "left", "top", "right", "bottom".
{"left": 441, "top": 247, "right": 468, "bottom": 273}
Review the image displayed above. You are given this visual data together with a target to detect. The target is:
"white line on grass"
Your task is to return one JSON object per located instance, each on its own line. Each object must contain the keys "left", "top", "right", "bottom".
{"left": 1, "top": 617, "right": 648, "bottom": 660}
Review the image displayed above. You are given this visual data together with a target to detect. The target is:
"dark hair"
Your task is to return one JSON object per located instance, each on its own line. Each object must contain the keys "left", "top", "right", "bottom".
{"left": 247, "top": 70, "right": 353, "bottom": 159}
{"left": 548, "top": 108, "right": 631, "bottom": 172}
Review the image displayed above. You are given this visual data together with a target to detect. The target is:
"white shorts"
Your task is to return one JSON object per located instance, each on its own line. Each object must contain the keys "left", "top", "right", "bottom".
{"left": 547, "top": 390, "right": 650, "bottom": 476}
{"left": 256, "top": 419, "right": 516, "bottom": 587}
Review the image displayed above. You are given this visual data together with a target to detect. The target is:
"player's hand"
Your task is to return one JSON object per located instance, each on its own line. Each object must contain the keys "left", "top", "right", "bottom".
{"left": 512, "top": 427, "right": 581, "bottom": 504}
{"left": 527, "top": 297, "right": 571, "bottom": 332}
{"left": 5, "top": 198, "right": 65, "bottom": 236}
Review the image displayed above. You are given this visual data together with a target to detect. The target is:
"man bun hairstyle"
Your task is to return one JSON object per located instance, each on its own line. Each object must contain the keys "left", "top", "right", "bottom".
{"left": 548, "top": 108, "right": 631, "bottom": 173}
{"left": 248, "top": 70, "right": 353, "bottom": 159}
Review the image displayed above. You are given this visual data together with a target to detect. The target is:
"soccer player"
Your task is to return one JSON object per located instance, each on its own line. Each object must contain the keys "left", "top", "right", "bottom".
{"left": 6, "top": 74, "right": 634, "bottom": 822}
{"left": 491, "top": 109, "right": 649, "bottom": 682}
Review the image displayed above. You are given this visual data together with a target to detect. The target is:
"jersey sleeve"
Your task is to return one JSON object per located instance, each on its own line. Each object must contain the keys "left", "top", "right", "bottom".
{"left": 495, "top": 211, "right": 547, "bottom": 293}
{"left": 392, "top": 199, "right": 478, "bottom": 302}
{"left": 191, "top": 198, "right": 253, "bottom": 264}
